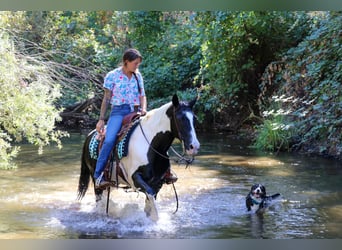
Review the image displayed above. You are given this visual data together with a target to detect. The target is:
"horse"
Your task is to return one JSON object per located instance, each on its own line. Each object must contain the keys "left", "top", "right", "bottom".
{"left": 77, "top": 94, "right": 200, "bottom": 220}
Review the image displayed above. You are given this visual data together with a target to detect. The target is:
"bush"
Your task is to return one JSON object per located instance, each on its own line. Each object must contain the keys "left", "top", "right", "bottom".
{"left": 256, "top": 12, "right": 342, "bottom": 158}
{"left": 253, "top": 99, "right": 294, "bottom": 152}
{"left": 0, "top": 31, "right": 68, "bottom": 169}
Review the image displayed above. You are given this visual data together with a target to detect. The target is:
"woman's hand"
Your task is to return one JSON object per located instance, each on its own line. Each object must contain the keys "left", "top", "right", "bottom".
{"left": 96, "top": 89, "right": 111, "bottom": 138}
{"left": 96, "top": 119, "right": 106, "bottom": 136}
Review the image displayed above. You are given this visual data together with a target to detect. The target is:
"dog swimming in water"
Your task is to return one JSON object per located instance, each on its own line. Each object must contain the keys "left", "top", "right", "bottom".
{"left": 246, "top": 184, "right": 280, "bottom": 213}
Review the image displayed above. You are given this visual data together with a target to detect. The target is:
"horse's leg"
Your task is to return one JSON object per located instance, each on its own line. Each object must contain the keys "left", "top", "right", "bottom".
{"left": 132, "top": 170, "right": 159, "bottom": 220}
{"left": 132, "top": 171, "right": 155, "bottom": 196}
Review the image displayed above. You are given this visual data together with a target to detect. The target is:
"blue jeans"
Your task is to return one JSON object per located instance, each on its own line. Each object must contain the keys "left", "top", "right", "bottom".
{"left": 94, "top": 104, "right": 131, "bottom": 179}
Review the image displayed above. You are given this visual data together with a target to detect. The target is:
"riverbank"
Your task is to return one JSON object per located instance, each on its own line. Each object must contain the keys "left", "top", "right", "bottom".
{"left": 58, "top": 118, "right": 341, "bottom": 162}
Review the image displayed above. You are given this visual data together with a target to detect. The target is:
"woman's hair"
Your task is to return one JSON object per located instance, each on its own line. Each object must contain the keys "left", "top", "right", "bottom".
{"left": 123, "top": 48, "right": 143, "bottom": 64}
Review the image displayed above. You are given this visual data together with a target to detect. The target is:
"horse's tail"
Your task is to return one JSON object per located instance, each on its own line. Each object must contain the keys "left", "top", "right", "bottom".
{"left": 77, "top": 134, "right": 93, "bottom": 200}
{"left": 77, "top": 157, "right": 90, "bottom": 200}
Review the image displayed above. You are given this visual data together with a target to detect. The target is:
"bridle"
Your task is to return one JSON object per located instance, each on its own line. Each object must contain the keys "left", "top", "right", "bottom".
{"left": 172, "top": 106, "right": 184, "bottom": 142}
{"left": 138, "top": 106, "right": 194, "bottom": 167}
{"left": 171, "top": 106, "right": 195, "bottom": 166}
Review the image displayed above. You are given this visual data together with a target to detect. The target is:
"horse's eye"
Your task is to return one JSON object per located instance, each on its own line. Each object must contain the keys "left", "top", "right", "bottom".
{"left": 176, "top": 113, "right": 185, "bottom": 120}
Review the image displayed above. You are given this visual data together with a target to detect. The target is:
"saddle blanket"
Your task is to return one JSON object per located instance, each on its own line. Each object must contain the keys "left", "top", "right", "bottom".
{"left": 89, "top": 118, "right": 140, "bottom": 160}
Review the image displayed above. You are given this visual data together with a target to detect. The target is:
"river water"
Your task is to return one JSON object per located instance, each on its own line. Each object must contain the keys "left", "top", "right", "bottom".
{"left": 0, "top": 132, "right": 341, "bottom": 239}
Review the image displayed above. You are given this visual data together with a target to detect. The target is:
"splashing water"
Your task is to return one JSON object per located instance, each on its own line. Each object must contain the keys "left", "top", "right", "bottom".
{"left": 1, "top": 133, "right": 341, "bottom": 239}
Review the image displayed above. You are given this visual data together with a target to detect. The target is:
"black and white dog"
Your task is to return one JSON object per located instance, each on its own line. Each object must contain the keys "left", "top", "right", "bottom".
{"left": 246, "top": 184, "right": 280, "bottom": 213}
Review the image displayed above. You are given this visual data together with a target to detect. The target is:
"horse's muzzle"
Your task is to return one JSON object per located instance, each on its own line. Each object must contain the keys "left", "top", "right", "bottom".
{"left": 186, "top": 140, "right": 200, "bottom": 155}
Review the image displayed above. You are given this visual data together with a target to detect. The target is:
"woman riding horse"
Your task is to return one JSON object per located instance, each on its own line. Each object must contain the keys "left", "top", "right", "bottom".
{"left": 93, "top": 48, "right": 176, "bottom": 189}
{"left": 78, "top": 94, "right": 200, "bottom": 220}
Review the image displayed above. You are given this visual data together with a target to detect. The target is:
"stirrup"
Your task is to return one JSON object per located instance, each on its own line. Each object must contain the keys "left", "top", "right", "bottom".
{"left": 95, "top": 173, "right": 114, "bottom": 189}
{"left": 164, "top": 171, "right": 178, "bottom": 184}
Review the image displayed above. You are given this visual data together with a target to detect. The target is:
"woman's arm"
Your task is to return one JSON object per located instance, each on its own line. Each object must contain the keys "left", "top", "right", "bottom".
{"left": 96, "top": 89, "right": 111, "bottom": 134}
{"left": 140, "top": 95, "right": 147, "bottom": 115}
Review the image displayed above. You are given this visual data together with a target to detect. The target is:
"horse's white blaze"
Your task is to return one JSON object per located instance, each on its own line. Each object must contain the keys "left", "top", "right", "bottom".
{"left": 185, "top": 111, "right": 200, "bottom": 155}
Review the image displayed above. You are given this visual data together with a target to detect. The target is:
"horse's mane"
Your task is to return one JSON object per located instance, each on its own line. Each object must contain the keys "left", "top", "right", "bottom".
{"left": 140, "top": 101, "right": 173, "bottom": 132}
{"left": 144, "top": 101, "right": 172, "bottom": 121}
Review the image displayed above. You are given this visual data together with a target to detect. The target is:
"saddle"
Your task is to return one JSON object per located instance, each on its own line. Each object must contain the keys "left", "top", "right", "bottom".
{"left": 116, "top": 112, "right": 141, "bottom": 159}
{"left": 89, "top": 112, "right": 141, "bottom": 186}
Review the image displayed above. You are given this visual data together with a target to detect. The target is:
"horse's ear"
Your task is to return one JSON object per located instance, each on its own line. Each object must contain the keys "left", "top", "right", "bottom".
{"left": 172, "top": 94, "right": 180, "bottom": 108}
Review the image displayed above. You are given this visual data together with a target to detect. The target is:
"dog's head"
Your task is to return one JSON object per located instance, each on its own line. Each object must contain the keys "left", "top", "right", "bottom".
{"left": 246, "top": 184, "right": 280, "bottom": 212}
{"left": 250, "top": 183, "right": 266, "bottom": 200}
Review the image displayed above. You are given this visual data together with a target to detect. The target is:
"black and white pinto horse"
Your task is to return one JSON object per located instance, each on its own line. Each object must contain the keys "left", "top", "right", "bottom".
{"left": 77, "top": 94, "right": 200, "bottom": 220}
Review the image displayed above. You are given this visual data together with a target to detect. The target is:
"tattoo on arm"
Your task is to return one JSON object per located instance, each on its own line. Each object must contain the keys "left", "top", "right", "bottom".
{"left": 99, "top": 90, "right": 111, "bottom": 120}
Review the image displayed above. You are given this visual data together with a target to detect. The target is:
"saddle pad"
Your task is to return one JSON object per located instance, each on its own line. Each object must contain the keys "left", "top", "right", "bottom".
{"left": 88, "top": 117, "right": 140, "bottom": 161}
{"left": 116, "top": 119, "right": 140, "bottom": 159}
{"left": 89, "top": 130, "right": 100, "bottom": 160}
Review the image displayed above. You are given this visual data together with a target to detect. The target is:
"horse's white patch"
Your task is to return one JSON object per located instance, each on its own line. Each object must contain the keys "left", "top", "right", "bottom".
{"left": 119, "top": 102, "right": 172, "bottom": 189}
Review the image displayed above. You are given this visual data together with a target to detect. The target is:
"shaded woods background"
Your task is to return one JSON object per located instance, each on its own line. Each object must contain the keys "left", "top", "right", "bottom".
{"left": 0, "top": 11, "right": 341, "bottom": 169}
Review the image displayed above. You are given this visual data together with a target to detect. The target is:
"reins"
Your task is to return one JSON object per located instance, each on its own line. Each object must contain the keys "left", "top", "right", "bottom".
{"left": 139, "top": 122, "right": 170, "bottom": 160}
{"left": 171, "top": 182, "right": 179, "bottom": 214}
{"left": 138, "top": 119, "right": 194, "bottom": 166}
{"left": 169, "top": 146, "right": 194, "bottom": 168}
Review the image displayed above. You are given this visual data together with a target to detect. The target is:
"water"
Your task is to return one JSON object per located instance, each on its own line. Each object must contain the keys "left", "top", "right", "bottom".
{"left": 0, "top": 132, "right": 341, "bottom": 239}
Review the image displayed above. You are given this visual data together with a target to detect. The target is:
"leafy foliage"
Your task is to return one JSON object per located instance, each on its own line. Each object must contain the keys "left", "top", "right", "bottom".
{"left": 0, "top": 30, "right": 68, "bottom": 169}
{"left": 256, "top": 12, "right": 342, "bottom": 158}
{"left": 1, "top": 10, "right": 341, "bottom": 162}
{"left": 253, "top": 96, "right": 294, "bottom": 152}
{"left": 127, "top": 12, "right": 202, "bottom": 99}
{"left": 195, "top": 11, "right": 310, "bottom": 129}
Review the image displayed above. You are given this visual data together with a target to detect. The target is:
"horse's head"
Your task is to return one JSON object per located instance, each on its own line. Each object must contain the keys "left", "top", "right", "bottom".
{"left": 167, "top": 94, "right": 200, "bottom": 156}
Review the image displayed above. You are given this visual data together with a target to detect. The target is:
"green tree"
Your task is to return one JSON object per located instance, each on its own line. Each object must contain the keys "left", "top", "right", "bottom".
{"left": 256, "top": 12, "right": 342, "bottom": 158}
{"left": 2, "top": 11, "right": 202, "bottom": 109}
{"left": 0, "top": 30, "right": 68, "bottom": 169}
{"left": 126, "top": 11, "right": 202, "bottom": 102}
{"left": 195, "top": 11, "right": 310, "bottom": 130}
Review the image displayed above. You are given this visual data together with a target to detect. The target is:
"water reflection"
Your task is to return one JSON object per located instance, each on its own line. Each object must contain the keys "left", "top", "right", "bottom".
{"left": 0, "top": 132, "right": 341, "bottom": 238}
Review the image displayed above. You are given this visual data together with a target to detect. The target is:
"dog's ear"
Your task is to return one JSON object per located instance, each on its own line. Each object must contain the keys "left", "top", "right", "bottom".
{"left": 261, "top": 185, "right": 266, "bottom": 194}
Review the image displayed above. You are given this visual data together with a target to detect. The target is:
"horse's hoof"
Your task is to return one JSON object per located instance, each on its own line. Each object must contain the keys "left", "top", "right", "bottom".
{"left": 145, "top": 194, "right": 158, "bottom": 221}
